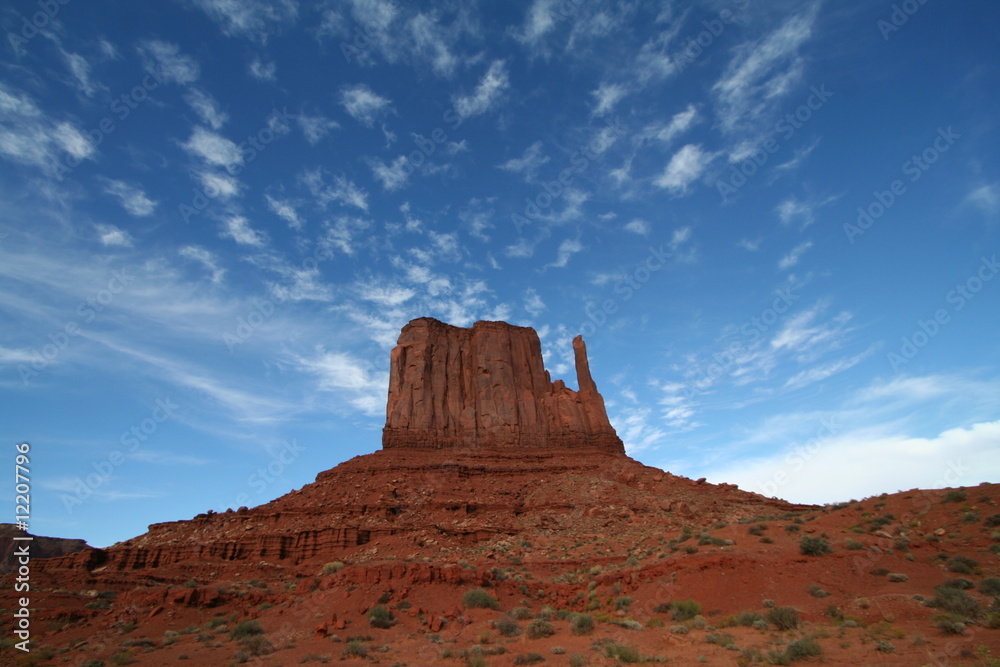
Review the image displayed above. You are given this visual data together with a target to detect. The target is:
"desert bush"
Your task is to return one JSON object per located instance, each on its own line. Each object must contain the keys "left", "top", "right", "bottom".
{"left": 807, "top": 584, "right": 828, "bottom": 597}
{"left": 844, "top": 538, "right": 865, "bottom": 550}
{"left": 668, "top": 599, "right": 702, "bottom": 621}
{"left": 614, "top": 596, "right": 632, "bottom": 611}
{"left": 342, "top": 639, "right": 368, "bottom": 658}
{"left": 322, "top": 561, "right": 345, "bottom": 575}
{"left": 941, "top": 578, "right": 975, "bottom": 590}
{"left": 602, "top": 641, "right": 640, "bottom": 663}
{"left": 946, "top": 556, "right": 979, "bottom": 574}
{"left": 237, "top": 634, "right": 274, "bottom": 656}
{"left": 766, "top": 606, "right": 801, "bottom": 631}
{"left": 705, "top": 631, "right": 735, "bottom": 648}
{"left": 930, "top": 585, "right": 979, "bottom": 619}
{"left": 670, "top": 625, "right": 689, "bottom": 634}
{"left": 933, "top": 613, "right": 967, "bottom": 634}
{"left": 985, "top": 513, "right": 1000, "bottom": 527}
{"left": 887, "top": 573, "right": 909, "bottom": 583}
{"left": 569, "top": 613, "right": 594, "bottom": 635}
{"left": 800, "top": 536, "right": 832, "bottom": 556}
{"left": 367, "top": 604, "right": 394, "bottom": 629}
{"left": 526, "top": 619, "right": 555, "bottom": 639}
{"left": 785, "top": 637, "right": 822, "bottom": 660}
{"left": 722, "top": 610, "right": 764, "bottom": 627}
{"left": 942, "top": 489, "right": 967, "bottom": 503}
{"left": 230, "top": 620, "right": 263, "bottom": 640}
{"left": 463, "top": 588, "right": 500, "bottom": 610}
{"left": 875, "top": 639, "right": 895, "bottom": 653}
{"left": 569, "top": 655, "right": 587, "bottom": 667}
{"left": 978, "top": 577, "right": 1000, "bottom": 596}
{"left": 747, "top": 524, "right": 767, "bottom": 536}
{"left": 510, "top": 606, "right": 533, "bottom": 620}
{"left": 494, "top": 616, "right": 521, "bottom": 637}
{"left": 513, "top": 653, "right": 544, "bottom": 665}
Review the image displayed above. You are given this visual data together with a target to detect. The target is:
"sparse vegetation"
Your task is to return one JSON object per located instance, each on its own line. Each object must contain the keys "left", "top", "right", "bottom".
{"left": 947, "top": 556, "right": 979, "bottom": 574}
{"left": 569, "top": 613, "right": 594, "bottom": 635}
{"left": 844, "top": 538, "right": 865, "bottom": 550}
{"left": 929, "top": 585, "right": 979, "bottom": 618}
{"left": 943, "top": 489, "right": 967, "bottom": 503}
{"left": 513, "top": 653, "right": 545, "bottom": 665}
{"left": 230, "top": 620, "right": 263, "bottom": 640}
{"left": 800, "top": 536, "right": 832, "bottom": 556}
{"left": 322, "top": 561, "right": 345, "bottom": 575}
{"left": 766, "top": 606, "right": 801, "bottom": 631}
{"left": 666, "top": 599, "right": 702, "bottom": 621}
{"left": 807, "top": 584, "right": 829, "bottom": 597}
{"left": 526, "top": 619, "right": 555, "bottom": 639}
{"left": 495, "top": 616, "right": 521, "bottom": 637}
{"left": 463, "top": 588, "right": 501, "bottom": 610}
{"left": 367, "top": 604, "right": 394, "bottom": 629}
{"left": 602, "top": 641, "right": 641, "bottom": 663}
{"left": 978, "top": 577, "right": 1000, "bottom": 596}
{"left": 887, "top": 573, "right": 909, "bottom": 583}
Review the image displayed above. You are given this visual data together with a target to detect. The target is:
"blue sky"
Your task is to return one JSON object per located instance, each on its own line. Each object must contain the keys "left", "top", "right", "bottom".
{"left": 1, "top": 0, "right": 998, "bottom": 548}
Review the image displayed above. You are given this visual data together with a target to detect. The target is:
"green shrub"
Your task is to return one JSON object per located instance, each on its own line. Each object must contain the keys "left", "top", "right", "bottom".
{"left": 785, "top": 637, "right": 822, "bottom": 660}
{"left": 766, "top": 606, "right": 801, "bottom": 631}
{"left": 943, "top": 489, "right": 967, "bottom": 503}
{"left": 367, "top": 604, "right": 394, "bottom": 629}
{"left": 933, "top": 613, "right": 966, "bottom": 634}
{"left": 800, "top": 536, "right": 832, "bottom": 556}
{"left": 887, "top": 573, "right": 908, "bottom": 583}
{"left": 513, "top": 653, "right": 545, "bottom": 665}
{"left": 526, "top": 619, "right": 554, "bottom": 639}
{"left": 942, "top": 578, "right": 974, "bottom": 590}
{"left": 569, "top": 613, "right": 594, "bottom": 635}
{"left": 495, "top": 616, "right": 521, "bottom": 637}
{"left": 602, "top": 641, "right": 641, "bottom": 663}
{"left": 875, "top": 639, "right": 895, "bottom": 653}
{"left": 930, "top": 585, "right": 979, "bottom": 617}
{"left": 510, "top": 606, "right": 533, "bottom": 620}
{"left": 668, "top": 599, "right": 702, "bottom": 621}
{"left": 807, "top": 584, "right": 828, "bottom": 597}
{"left": 462, "top": 588, "right": 500, "bottom": 610}
{"left": 844, "top": 539, "right": 865, "bottom": 550}
{"left": 238, "top": 634, "right": 274, "bottom": 656}
{"left": 322, "top": 561, "right": 345, "bottom": 575}
{"left": 978, "top": 577, "right": 1000, "bottom": 596}
{"left": 230, "top": 620, "right": 263, "bottom": 639}
{"left": 946, "top": 556, "right": 978, "bottom": 574}
{"left": 747, "top": 524, "right": 767, "bottom": 536}
{"left": 569, "top": 655, "right": 587, "bottom": 667}
{"left": 614, "top": 596, "right": 632, "bottom": 611}
{"left": 985, "top": 513, "right": 1000, "bottom": 527}
{"left": 342, "top": 639, "right": 368, "bottom": 657}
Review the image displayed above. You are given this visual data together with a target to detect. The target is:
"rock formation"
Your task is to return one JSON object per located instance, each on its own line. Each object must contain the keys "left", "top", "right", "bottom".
{"left": 382, "top": 318, "right": 624, "bottom": 453}
{"left": 0, "top": 524, "right": 88, "bottom": 573}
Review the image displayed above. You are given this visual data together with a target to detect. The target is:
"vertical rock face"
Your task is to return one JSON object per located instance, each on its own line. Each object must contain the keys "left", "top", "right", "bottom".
{"left": 383, "top": 318, "right": 624, "bottom": 453}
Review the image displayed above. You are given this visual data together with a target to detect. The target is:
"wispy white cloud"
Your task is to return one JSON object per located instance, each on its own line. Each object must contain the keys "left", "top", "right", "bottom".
{"left": 179, "top": 245, "right": 225, "bottom": 284}
{"left": 549, "top": 238, "right": 583, "bottom": 268}
{"left": 453, "top": 60, "right": 509, "bottom": 121}
{"left": 196, "top": 171, "right": 241, "bottom": 200}
{"left": 523, "top": 287, "right": 546, "bottom": 316}
{"left": 964, "top": 183, "right": 999, "bottom": 215}
{"left": 340, "top": 84, "right": 392, "bottom": 127}
{"left": 137, "top": 40, "right": 200, "bottom": 84}
{"left": 94, "top": 224, "right": 133, "bottom": 247}
{"left": 643, "top": 104, "right": 699, "bottom": 145}
{"left": 62, "top": 50, "right": 100, "bottom": 97}
{"left": 0, "top": 83, "right": 96, "bottom": 173}
{"left": 265, "top": 195, "right": 302, "bottom": 229}
{"left": 712, "top": 5, "right": 819, "bottom": 133}
{"left": 248, "top": 58, "right": 277, "bottom": 81}
{"left": 498, "top": 141, "right": 549, "bottom": 181}
{"left": 783, "top": 348, "right": 873, "bottom": 390}
{"left": 592, "top": 81, "right": 628, "bottom": 116}
{"left": 777, "top": 240, "right": 813, "bottom": 270}
{"left": 102, "top": 179, "right": 157, "bottom": 216}
{"left": 181, "top": 126, "right": 242, "bottom": 170}
{"left": 190, "top": 0, "right": 298, "bottom": 42}
{"left": 654, "top": 144, "right": 714, "bottom": 195}
{"left": 293, "top": 349, "right": 387, "bottom": 416}
{"left": 184, "top": 88, "right": 228, "bottom": 130}
{"left": 221, "top": 215, "right": 267, "bottom": 247}
{"left": 370, "top": 155, "right": 411, "bottom": 191}
{"left": 624, "top": 219, "right": 649, "bottom": 235}
{"left": 296, "top": 114, "right": 340, "bottom": 144}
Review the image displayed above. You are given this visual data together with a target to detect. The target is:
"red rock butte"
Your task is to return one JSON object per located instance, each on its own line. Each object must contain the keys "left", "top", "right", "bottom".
{"left": 382, "top": 317, "right": 624, "bottom": 453}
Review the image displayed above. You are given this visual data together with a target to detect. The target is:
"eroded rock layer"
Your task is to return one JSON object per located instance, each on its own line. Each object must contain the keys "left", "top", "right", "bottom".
{"left": 382, "top": 318, "right": 624, "bottom": 452}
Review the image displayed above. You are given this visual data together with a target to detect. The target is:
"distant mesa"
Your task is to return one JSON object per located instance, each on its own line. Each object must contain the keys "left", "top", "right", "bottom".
{"left": 382, "top": 317, "right": 625, "bottom": 453}
{"left": 0, "top": 524, "right": 88, "bottom": 573}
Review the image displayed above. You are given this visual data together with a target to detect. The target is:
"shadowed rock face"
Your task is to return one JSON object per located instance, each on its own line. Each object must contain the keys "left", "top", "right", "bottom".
{"left": 382, "top": 318, "right": 624, "bottom": 453}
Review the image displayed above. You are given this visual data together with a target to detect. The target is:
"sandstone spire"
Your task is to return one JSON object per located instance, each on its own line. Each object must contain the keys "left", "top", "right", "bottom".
{"left": 382, "top": 318, "right": 624, "bottom": 453}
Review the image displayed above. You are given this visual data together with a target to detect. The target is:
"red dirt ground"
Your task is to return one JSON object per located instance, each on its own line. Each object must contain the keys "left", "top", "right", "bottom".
{"left": 3, "top": 448, "right": 999, "bottom": 666}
